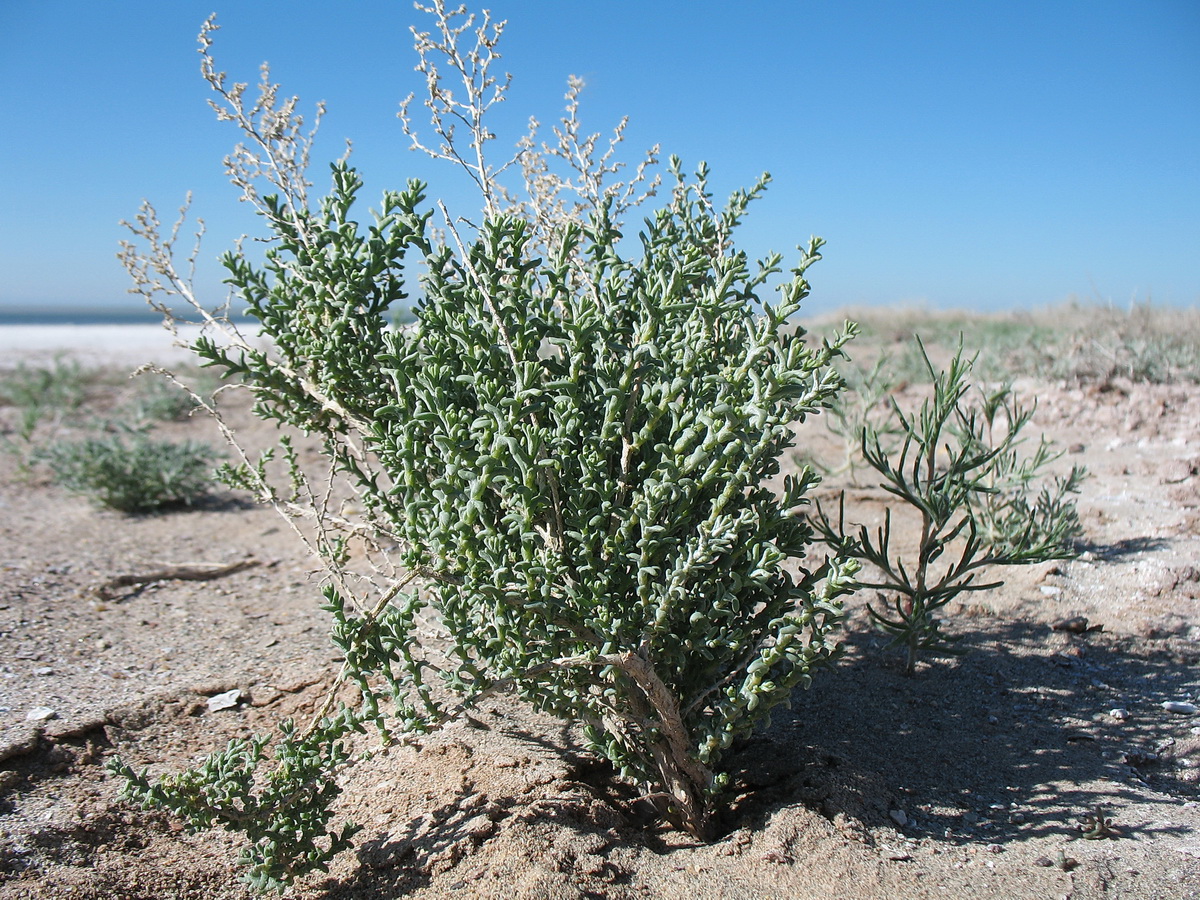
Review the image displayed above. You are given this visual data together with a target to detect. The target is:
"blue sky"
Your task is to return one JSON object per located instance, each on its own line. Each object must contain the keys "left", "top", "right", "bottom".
{"left": 1, "top": 0, "right": 1197, "bottom": 315}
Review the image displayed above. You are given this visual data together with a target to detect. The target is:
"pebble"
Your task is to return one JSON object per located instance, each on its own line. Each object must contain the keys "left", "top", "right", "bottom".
{"left": 32, "top": 667, "right": 54, "bottom": 676}
{"left": 492, "top": 755, "right": 519, "bottom": 769}
{"left": 1162, "top": 701, "right": 1199, "bottom": 715}
{"left": 987, "top": 843, "right": 1003, "bottom": 854}
{"left": 1052, "top": 616, "right": 1091, "bottom": 634}
{"left": 1110, "top": 708, "right": 1129, "bottom": 721}
{"left": 206, "top": 688, "right": 242, "bottom": 712}
{"left": 25, "top": 706, "right": 57, "bottom": 722}
{"left": 889, "top": 809, "right": 908, "bottom": 827}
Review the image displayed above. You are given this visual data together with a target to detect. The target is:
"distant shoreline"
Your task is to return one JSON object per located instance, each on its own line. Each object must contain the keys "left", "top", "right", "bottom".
{"left": 0, "top": 306, "right": 253, "bottom": 327}
{"left": 0, "top": 323, "right": 263, "bottom": 370}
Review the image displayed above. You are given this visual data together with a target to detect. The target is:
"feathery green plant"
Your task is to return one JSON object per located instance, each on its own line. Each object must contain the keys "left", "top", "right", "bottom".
{"left": 811, "top": 339, "right": 1086, "bottom": 674}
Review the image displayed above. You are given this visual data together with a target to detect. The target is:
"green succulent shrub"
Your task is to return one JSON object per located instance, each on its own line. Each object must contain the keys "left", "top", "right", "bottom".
{"left": 115, "top": 159, "right": 857, "bottom": 888}
{"left": 111, "top": 7, "right": 857, "bottom": 889}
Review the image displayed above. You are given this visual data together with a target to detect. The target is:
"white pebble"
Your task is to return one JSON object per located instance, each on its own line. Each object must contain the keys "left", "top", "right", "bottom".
{"left": 206, "top": 688, "right": 242, "bottom": 712}
{"left": 1162, "top": 701, "right": 1200, "bottom": 715}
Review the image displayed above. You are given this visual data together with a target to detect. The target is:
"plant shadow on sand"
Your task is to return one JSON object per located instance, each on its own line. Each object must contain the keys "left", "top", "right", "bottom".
{"left": 1078, "top": 536, "right": 1171, "bottom": 562}
{"left": 302, "top": 610, "right": 1199, "bottom": 898}
{"left": 732, "top": 616, "right": 1199, "bottom": 842}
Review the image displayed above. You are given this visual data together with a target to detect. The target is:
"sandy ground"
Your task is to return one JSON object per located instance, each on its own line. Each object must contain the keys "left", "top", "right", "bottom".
{"left": 1, "top": 320, "right": 1198, "bottom": 899}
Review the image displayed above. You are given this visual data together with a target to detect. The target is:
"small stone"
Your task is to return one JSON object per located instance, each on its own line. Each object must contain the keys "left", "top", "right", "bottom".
{"left": 25, "top": 707, "right": 57, "bottom": 722}
{"left": 987, "top": 843, "right": 1003, "bottom": 854}
{"left": 1162, "top": 459, "right": 1199, "bottom": 484}
{"left": 1162, "top": 701, "right": 1199, "bottom": 715}
{"left": 889, "top": 809, "right": 908, "bottom": 827}
{"left": 1109, "top": 708, "right": 1129, "bottom": 721}
{"left": 1034, "top": 856, "right": 1054, "bottom": 867}
{"left": 206, "top": 689, "right": 242, "bottom": 712}
{"left": 32, "top": 667, "right": 54, "bottom": 676}
{"left": 1052, "top": 616, "right": 1091, "bottom": 634}
{"left": 492, "top": 755, "right": 519, "bottom": 769}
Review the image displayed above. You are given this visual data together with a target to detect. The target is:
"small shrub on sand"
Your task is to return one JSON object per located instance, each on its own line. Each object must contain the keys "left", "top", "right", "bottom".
{"left": 40, "top": 431, "right": 218, "bottom": 512}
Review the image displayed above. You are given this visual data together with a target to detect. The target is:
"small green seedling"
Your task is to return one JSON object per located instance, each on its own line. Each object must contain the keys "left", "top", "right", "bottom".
{"left": 812, "top": 338, "right": 1086, "bottom": 674}
{"left": 1079, "top": 805, "right": 1121, "bottom": 839}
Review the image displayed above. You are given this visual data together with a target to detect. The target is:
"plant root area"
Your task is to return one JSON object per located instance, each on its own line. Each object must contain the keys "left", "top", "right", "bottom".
{"left": 2, "top": 333, "right": 1200, "bottom": 899}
